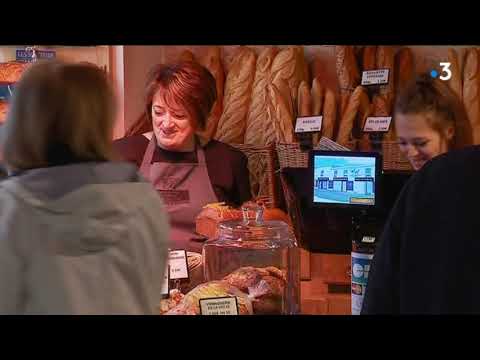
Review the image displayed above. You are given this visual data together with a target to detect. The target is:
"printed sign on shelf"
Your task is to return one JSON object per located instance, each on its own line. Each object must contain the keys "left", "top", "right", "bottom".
{"left": 361, "top": 69, "right": 389, "bottom": 86}
{"left": 16, "top": 49, "right": 56, "bottom": 63}
{"left": 363, "top": 117, "right": 392, "bottom": 132}
{"left": 199, "top": 297, "right": 239, "bottom": 315}
{"left": 168, "top": 250, "right": 189, "bottom": 280}
{"left": 295, "top": 116, "right": 323, "bottom": 133}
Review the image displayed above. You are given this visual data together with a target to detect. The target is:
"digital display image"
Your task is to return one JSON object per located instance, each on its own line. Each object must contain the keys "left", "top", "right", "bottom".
{"left": 313, "top": 155, "right": 376, "bottom": 205}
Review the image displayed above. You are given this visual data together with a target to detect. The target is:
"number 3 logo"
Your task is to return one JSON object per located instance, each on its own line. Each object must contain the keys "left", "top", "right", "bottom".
{"left": 439, "top": 62, "right": 452, "bottom": 81}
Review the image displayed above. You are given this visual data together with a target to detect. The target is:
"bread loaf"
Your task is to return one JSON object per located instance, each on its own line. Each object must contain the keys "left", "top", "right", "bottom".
{"left": 0, "top": 62, "right": 29, "bottom": 83}
{"left": 376, "top": 46, "right": 395, "bottom": 113}
{"left": 215, "top": 47, "right": 256, "bottom": 144}
{"left": 321, "top": 88, "right": 337, "bottom": 140}
{"left": 271, "top": 46, "right": 307, "bottom": 107}
{"left": 196, "top": 202, "right": 291, "bottom": 239}
{"left": 245, "top": 47, "right": 279, "bottom": 145}
{"left": 395, "top": 47, "right": 415, "bottom": 94}
{"left": 336, "top": 85, "right": 366, "bottom": 146}
{"left": 268, "top": 82, "right": 294, "bottom": 143}
{"left": 463, "top": 48, "right": 480, "bottom": 144}
{"left": 197, "top": 46, "right": 225, "bottom": 145}
{"left": 447, "top": 48, "right": 462, "bottom": 101}
{"left": 335, "top": 46, "right": 360, "bottom": 117}
{"left": 297, "top": 81, "right": 312, "bottom": 117}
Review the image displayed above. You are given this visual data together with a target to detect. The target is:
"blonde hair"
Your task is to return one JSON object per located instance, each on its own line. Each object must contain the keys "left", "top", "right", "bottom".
{"left": 2, "top": 61, "right": 116, "bottom": 170}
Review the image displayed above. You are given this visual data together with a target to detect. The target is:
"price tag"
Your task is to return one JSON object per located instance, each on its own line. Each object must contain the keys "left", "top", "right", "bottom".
{"left": 168, "top": 250, "right": 189, "bottom": 280}
{"left": 16, "top": 49, "right": 56, "bottom": 63}
{"left": 361, "top": 69, "right": 389, "bottom": 86}
{"left": 160, "top": 263, "right": 170, "bottom": 296}
{"left": 362, "top": 236, "right": 376, "bottom": 243}
{"left": 295, "top": 116, "right": 323, "bottom": 133}
{"left": 199, "top": 297, "right": 239, "bottom": 315}
{"left": 363, "top": 117, "right": 392, "bottom": 132}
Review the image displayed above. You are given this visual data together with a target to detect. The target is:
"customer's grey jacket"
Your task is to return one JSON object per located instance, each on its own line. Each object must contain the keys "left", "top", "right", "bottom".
{"left": 0, "top": 161, "right": 170, "bottom": 314}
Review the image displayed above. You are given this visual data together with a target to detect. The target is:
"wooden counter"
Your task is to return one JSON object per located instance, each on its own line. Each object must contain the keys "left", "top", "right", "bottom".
{"left": 300, "top": 251, "right": 351, "bottom": 315}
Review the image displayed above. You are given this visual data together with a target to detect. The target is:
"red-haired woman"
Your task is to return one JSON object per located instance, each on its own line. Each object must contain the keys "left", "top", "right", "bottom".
{"left": 114, "top": 61, "right": 251, "bottom": 252}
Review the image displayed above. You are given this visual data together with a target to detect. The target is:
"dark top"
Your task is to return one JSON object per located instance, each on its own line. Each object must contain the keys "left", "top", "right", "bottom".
{"left": 362, "top": 145, "right": 480, "bottom": 314}
{"left": 113, "top": 135, "right": 251, "bottom": 206}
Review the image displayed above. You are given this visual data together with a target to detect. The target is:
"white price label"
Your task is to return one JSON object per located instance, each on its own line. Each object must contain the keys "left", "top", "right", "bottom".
{"left": 363, "top": 117, "right": 392, "bottom": 132}
{"left": 295, "top": 116, "right": 323, "bottom": 133}
{"left": 199, "top": 297, "right": 239, "bottom": 315}
{"left": 361, "top": 236, "right": 376, "bottom": 243}
{"left": 361, "top": 69, "right": 390, "bottom": 86}
{"left": 160, "top": 263, "right": 169, "bottom": 295}
{"left": 168, "top": 250, "right": 189, "bottom": 280}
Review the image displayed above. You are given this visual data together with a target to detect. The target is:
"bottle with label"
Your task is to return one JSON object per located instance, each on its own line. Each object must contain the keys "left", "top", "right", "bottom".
{"left": 351, "top": 212, "right": 381, "bottom": 315}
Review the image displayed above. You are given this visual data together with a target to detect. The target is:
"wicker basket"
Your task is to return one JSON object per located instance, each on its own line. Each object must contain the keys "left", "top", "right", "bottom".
{"left": 381, "top": 141, "right": 413, "bottom": 172}
{"left": 276, "top": 141, "right": 357, "bottom": 170}
{"left": 230, "top": 143, "right": 278, "bottom": 209}
{"left": 277, "top": 140, "right": 413, "bottom": 172}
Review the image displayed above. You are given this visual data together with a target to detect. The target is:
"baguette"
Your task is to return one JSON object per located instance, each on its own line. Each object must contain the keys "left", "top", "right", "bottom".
{"left": 362, "top": 46, "right": 377, "bottom": 71}
{"left": 297, "top": 81, "right": 312, "bottom": 117}
{"left": 214, "top": 47, "right": 256, "bottom": 144}
{"left": 245, "top": 47, "right": 279, "bottom": 145}
{"left": 197, "top": 46, "right": 224, "bottom": 145}
{"left": 178, "top": 49, "right": 196, "bottom": 62}
{"left": 311, "top": 78, "right": 324, "bottom": 145}
{"left": 463, "top": 48, "right": 480, "bottom": 144}
{"left": 372, "top": 94, "right": 395, "bottom": 141}
{"left": 321, "top": 88, "right": 337, "bottom": 140}
{"left": 376, "top": 46, "right": 395, "bottom": 113}
{"left": 311, "top": 77, "right": 324, "bottom": 116}
{"left": 358, "top": 91, "right": 373, "bottom": 150}
{"left": 271, "top": 46, "right": 307, "bottom": 107}
{"left": 268, "top": 82, "right": 294, "bottom": 143}
{"left": 447, "top": 48, "right": 462, "bottom": 101}
{"left": 336, "top": 86, "right": 367, "bottom": 146}
{"left": 335, "top": 46, "right": 360, "bottom": 117}
{"left": 395, "top": 47, "right": 415, "bottom": 94}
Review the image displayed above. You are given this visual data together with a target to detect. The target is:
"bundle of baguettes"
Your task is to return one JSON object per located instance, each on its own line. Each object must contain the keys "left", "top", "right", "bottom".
{"left": 214, "top": 47, "right": 256, "bottom": 144}
{"left": 197, "top": 46, "right": 225, "bottom": 146}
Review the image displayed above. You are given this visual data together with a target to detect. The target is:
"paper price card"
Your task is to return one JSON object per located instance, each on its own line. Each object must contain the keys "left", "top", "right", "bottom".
{"left": 295, "top": 116, "right": 323, "bottom": 133}
{"left": 361, "top": 69, "right": 389, "bottom": 86}
{"left": 199, "top": 297, "right": 239, "bottom": 315}
{"left": 363, "top": 117, "right": 392, "bottom": 132}
{"left": 168, "top": 250, "right": 189, "bottom": 280}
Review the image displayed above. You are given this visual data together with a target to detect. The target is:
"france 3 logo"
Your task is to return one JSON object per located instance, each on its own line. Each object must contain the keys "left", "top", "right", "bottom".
{"left": 430, "top": 62, "right": 452, "bottom": 81}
